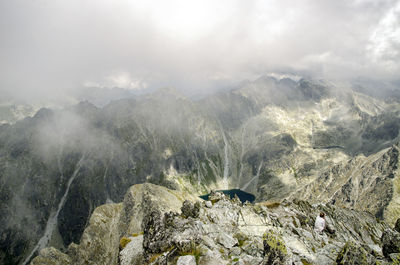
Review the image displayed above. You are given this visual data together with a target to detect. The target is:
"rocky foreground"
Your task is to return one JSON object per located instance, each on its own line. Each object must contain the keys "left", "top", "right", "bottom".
{"left": 31, "top": 183, "right": 400, "bottom": 264}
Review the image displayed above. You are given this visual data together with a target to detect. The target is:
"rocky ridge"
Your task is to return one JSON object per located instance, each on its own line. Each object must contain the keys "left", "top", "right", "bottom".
{"left": 290, "top": 142, "right": 400, "bottom": 225}
{"left": 32, "top": 183, "right": 400, "bottom": 265}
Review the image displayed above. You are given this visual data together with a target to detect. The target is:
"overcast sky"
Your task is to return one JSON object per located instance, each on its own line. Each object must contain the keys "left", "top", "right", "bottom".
{"left": 0, "top": 0, "right": 399, "bottom": 102}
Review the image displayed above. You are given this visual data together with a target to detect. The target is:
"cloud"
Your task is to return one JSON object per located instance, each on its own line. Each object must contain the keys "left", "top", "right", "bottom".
{"left": 84, "top": 71, "right": 148, "bottom": 91}
{"left": 367, "top": 1, "right": 400, "bottom": 68}
{"left": 0, "top": 0, "right": 399, "bottom": 103}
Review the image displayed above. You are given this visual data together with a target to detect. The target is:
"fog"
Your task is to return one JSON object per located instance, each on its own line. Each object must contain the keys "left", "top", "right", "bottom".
{"left": 1, "top": 0, "right": 400, "bottom": 103}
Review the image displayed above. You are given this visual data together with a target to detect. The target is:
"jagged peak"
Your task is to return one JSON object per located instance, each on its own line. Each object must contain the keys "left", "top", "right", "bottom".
{"left": 32, "top": 107, "right": 54, "bottom": 120}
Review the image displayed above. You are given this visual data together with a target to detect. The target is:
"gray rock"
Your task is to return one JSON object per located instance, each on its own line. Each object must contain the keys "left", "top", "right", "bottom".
{"left": 119, "top": 235, "right": 144, "bottom": 265}
{"left": 335, "top": 240, "right": 379, "bottom": 265}
{"left": 230, "top": 246, "right": 241, "bottom": 256}
{"left": 389, "top": 252, "right": 400, "bottom": 262}
{"left": 218, "top": 233, "right": 238, "bottom": 249}
{"left": 30, "top": 247, "right": 71, "bottom": 265}
{"left": 395, "top": 219, "right": 400, "bottom": 233}
{"left": 28, "top": 184, "right": 395, "bottom": 265}
{"left": 240, "top": 254, "right": 263, "bottom": 265}
{"left": 209, "top": 191, "right": 225, "bottom": 204}
{"left": 30, "top": 184, "right": 199, "bottom": 265}
{"left": 262, "top": 230, "right": 287, "bottom": 264}
{"left": 143, "top": 210, "right": 171, "bottom": 254}
{"left": 181, "top": 200, "right": 201, "bottom": 218}
{"left": 382, "top": 229, "right": 400, "bottom": 258}
{"left": 199, "top": 249, "right": 228, "bottom": 265}
{"left": 177, "top": 255, "right": 196, "bottom": 265}
{"left": 242, "top": 239, "right": 263, "bottom": 257}
{"left": 69, "top": 203, "right": 123, "bottom": 265}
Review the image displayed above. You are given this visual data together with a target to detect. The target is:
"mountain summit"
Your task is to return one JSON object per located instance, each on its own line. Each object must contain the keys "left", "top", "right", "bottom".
{"left": 31, "top": 183, "right": 400, "bottom": 264}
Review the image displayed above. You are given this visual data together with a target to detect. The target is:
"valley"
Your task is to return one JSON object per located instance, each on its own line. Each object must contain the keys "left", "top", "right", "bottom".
{"left": 1, "top": 77, "right": 400, "bottom": 264}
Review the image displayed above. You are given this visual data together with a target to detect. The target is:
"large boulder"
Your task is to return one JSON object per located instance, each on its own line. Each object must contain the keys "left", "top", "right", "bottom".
{"left": 177, "top": 255, "right": 196, "bottom": 265}
{"left": 67, "top": 203, "right": 123, "bottom": 265}
{"left": 119, "top": 235, "right": 144, "bottom": 265}
{"left": 382, "top": 229, "right": 400, "bottom": 258}
{"left": 394, "top": 218, "right": 400, "bottom": 233}
{"left": 335, "top": 241, "right": 376, "bottom": 265}
{"left": 118, "top": 183, "right": 200, "bottom": 237}
{"left": 30, "top": 247, "right": 71, "bottom": 265}
{"left": 181, "top": 200, "right": 201, "bottom": 218}
{"left": 262, "top": 230, "right": 287, "bottom": 265}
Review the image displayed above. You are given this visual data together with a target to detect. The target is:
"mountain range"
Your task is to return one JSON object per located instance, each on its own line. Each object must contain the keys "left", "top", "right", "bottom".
{"left": 1, "top": 76, "right": 400, "bottom": 264}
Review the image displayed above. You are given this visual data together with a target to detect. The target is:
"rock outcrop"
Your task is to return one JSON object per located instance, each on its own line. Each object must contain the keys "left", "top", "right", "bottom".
{"left": 31, "top": 183, "right": 198, "bottom": 265}
{"left": 381, "top": 229, "right": 400, "bottom": 258}
{"left": 291, "top": 142, "right": 400, "bottom": 225}
{"left": 32, "top": 184, "right": 400, "bottom": 265}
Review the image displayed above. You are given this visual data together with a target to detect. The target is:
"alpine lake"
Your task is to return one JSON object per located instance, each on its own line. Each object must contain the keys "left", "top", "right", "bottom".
{"left": 200, "top": 189, "right": 255, "bottom": 203}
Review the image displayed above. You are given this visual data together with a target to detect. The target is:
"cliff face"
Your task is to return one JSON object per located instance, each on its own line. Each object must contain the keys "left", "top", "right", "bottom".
{"left": 32, "top": 183, "right": 400, "bottom": 265}
{"left": 287, "top": 143, "right": 400, "bottom": 225}
{"left": 30, "top": 183, "right": 199, "bottom": 265}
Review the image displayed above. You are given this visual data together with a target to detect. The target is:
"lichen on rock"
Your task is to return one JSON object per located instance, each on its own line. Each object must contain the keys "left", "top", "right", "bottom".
{"left": 382, "top": 229, "right": 400, "bottom": 258}
{"left": 262, "top": 230, "right": 287, "bottom": 264}
{"left": 30, "top": 183, "right": 399, "bottom": 265}
{"left": 30, "top": 247, "right": 71, "bottom": 265}
{"left": 335, "top": 241, "right": 375, "bottom": 265}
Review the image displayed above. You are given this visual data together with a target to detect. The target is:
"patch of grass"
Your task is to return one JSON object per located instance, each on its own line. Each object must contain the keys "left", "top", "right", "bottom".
{"left": 292, "top": 167, "right": 299, "bottom": 179}
{"left": 301, "top": 258, "right": 312, "bottom": 265}
{"left": 119, "top": 237, "right": 131, "bottom": 249}
{"left": 148, "top": 253, "right": 162, "bottom": 263}
{"left": 392, "top": 253, "right": 400, "bottom": 265}
{"left": 131, "top": 232, "right": 143, "bottom": 237}
{"left": 178, "top": 243, "right": 205, "bottom": 264}
{"left": 233, "top": 232, "right": 248, "bottom": 247}
{"left": 261, "top": 201, "right": 281, "bottom": 209}
{"left": 237, "top": 238, "right": 246, "bottom": 247}
{"left": 291, "top": 216, "right": 299, "bottom": 228}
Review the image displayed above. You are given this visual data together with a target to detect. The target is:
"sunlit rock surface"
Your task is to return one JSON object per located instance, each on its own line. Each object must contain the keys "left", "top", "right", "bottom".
{"left": 290, "top": 143, "right": 400, "bottom": 225}
{"left": 31, "top": 183, "right": 198, "bottom": 265}
{"left": 32, "top": 185, "right": 398, "bottom": 265}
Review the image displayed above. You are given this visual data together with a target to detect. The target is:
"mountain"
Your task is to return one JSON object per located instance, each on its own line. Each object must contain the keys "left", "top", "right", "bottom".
{"left": 31, "top": 183, "right": 400, "bottom": 264}
{"left": 0, "top": 102, "right": 37, "bottom": 125}
{"left": 1, "top": 77, "right": 400, "bottom": 264}
{"left": 73, "top": 86, "right": 137, "bottom": 107}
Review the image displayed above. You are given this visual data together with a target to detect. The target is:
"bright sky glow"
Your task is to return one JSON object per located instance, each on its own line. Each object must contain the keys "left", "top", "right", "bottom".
{"left": 0, "top": 0, "right": 399, "bottom": 102}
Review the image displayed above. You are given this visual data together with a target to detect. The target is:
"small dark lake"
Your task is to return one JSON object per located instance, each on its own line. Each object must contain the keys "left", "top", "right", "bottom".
{"left": 199, "top": 189, "right": 255, "bottom": 203}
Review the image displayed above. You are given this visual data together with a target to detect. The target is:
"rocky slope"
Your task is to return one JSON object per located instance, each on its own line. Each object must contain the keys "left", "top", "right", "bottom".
{"left": 289, "top": 143, "right": 400, "bottom": 224}
{"left": 2, "top": 77, "right": 400, "bottom": 264}
{"left": 31, "top": 183, "right": 400, "bottom": 265}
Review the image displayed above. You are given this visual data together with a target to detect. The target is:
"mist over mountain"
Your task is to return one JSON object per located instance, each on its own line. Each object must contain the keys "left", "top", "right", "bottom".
{"left": 2, "top": 0, "right": 400, "bottom": 264}
{"left": 1, "top": 0, "right": 400, "bottom": 102}
{"left": 1, "top": 76, "right": 400, "bottom": 264}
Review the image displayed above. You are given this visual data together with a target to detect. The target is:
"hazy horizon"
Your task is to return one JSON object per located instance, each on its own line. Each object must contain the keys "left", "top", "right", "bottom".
{"left": 1, "top": 0, "right": 400, "bottom": 103}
